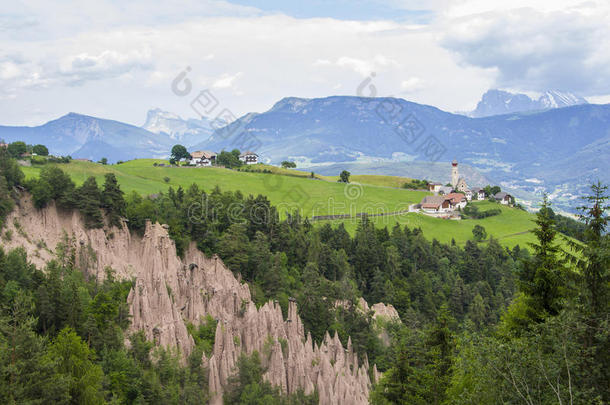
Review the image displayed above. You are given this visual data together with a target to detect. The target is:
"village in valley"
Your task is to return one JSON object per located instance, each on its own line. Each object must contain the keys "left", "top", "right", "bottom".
{"left": 414, "top": 160, "right": 513, "bottom": 219}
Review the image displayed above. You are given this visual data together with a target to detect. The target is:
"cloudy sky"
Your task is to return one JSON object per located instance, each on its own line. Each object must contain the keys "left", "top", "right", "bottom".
{"left": 1, "top": 0, "right": 609, "bottom": 126}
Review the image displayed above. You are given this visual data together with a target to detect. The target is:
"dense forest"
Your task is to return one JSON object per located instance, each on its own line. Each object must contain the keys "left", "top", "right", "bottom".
{"left": 0, "top": 146, "right": 608, "bottom": 404}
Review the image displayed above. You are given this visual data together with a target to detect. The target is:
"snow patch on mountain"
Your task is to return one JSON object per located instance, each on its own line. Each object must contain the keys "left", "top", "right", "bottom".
{"left": 142, "top": 108, "right": 213, "bottom": 147}
{"left": 470, "top": 89, "right": 588, "bottom": 117}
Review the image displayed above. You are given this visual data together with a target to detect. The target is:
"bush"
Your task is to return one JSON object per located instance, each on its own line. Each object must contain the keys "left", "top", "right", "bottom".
{"left": 32, "top": 144, "right": 49, "bottom": 156}
{"left": 463, "top": 205, "right": 501, "bottom": 219}
{"left": 472, "top": 224, "right": 487, "bottom": 241}
{"left": 402, "top": 179, "right": 429, "bottom": 190}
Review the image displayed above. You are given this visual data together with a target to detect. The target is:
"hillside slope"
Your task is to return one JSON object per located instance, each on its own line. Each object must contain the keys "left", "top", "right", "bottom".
{"left": 21, "top": 159, "right": 539, "bottom": 248}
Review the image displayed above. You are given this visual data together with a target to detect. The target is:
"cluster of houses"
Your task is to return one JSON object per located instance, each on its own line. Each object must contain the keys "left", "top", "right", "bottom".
{"left": 186, "top": 150, "right": 258, "bottom": 167}
{"left": 416, "top": 160, "right": 513, "bottom": 215}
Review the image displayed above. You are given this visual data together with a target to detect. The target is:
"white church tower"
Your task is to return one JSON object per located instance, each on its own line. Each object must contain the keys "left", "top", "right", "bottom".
{"left": 451, "top": 160, "right": 459, "bottom": 188}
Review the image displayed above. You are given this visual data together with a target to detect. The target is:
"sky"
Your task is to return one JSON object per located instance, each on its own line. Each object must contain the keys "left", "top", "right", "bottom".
{"left": 1, "top": 0, "right": 609, "bottom": 126}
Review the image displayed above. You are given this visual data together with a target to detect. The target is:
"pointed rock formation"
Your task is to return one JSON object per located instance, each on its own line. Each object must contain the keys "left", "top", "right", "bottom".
{"left": 4, "top": 196, "right": 376, "bottom": 404}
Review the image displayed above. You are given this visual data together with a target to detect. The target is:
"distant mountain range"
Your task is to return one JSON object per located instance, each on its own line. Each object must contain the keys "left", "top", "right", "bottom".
{"left": 470, "top": 89, "right": 588, "bottom": 117}
{"left": 194, "top": 96, "right": 609, "bottom": 211}
{"left": 142, "top": 108, "right": 213, "bottom": 147}
{"left": 0, "top": 93, "right": 607, "bottom": 212}
{"left": 0, "top": 112, "right": 173, "bottom": 162}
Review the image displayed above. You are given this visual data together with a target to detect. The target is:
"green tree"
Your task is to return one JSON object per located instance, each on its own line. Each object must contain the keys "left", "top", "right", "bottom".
{"left": 472, "top": 224, "right": 487, "bottom": 241}
{"left": 566, "top": 181, "right": 610, "bottom": 314}
{"left": 76, "top": 177, "right": 104, "bottom": 229}
{"left": 217, "top": 150, "right": 242, "bottom": 168}
{"left": 339, "top": 170, "right": 350, "bottom": 183}
{"left": 98, "top": 157, "right": 108, "bottom": 165}
{"left": 30, "top": 166, "right": 76, "bottom": 208}
{"left": 170, "top": 145, "right": 190, "bottom": 164}
{"left": 32, "top": 144, "right": 49, "bottom": 156}
{"left": 47, "top": 327, "right": 104, "bottom": 405}
{"left": 7, "top": 141, "right": 26, "bottom": 158}
{"left": 101, "top": 173, "right": 126, "bottom": 228}
{"left": 518, "top": 195, "right": 569, "bottom": 322}
{"left": 0, "top": 292, "right": 70, "bottom": 403}
{"left": 280, "top": 161, "right": 296, "bottom": 169}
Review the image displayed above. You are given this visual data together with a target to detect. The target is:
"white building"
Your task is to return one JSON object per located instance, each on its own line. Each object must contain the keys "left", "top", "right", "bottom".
{"left": 189, "top": 151, "right": 217, "bottom": 167}
{"left": 494, "top": 192, "right": 513, "bottom": 205}
{"left": 471, "top": 187, "right": 486, "bottom": 200}
{"left": 239, "top": 151, "right": 258, "bottom": 165}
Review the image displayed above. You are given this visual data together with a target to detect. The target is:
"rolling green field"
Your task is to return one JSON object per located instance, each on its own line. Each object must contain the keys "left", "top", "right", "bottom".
{"left": 21, "top": 160, "right": 428, "bottom": 219}
{"left": 22, "top": 160, "right": 540, "bottom": 248}
{"left": 323, "top": 200, "right": 537, "bottom": 249}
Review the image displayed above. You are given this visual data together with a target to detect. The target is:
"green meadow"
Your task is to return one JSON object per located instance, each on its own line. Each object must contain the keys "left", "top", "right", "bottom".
{"left": 22, "top": 159, "right": 541, "bottom": 248}
{"left": 323, "top": 200, "right": 537, "bottom": 249}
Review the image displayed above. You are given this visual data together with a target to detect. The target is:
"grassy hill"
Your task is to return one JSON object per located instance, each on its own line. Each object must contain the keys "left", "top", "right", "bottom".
{"left": 324, "top": 200, "right": 537, "bottom": 249}
{"left": 21, "top": 160, "right": 539, "bottom": 248}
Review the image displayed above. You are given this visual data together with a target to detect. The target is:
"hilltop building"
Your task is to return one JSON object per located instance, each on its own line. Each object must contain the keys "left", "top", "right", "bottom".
{"left": 427, "top": 182, "right": 442, "bottom": 193}
{"left": 239, "top": 151, "right": 259, "bottom": 165}
{"left": 451, "top": 160, "right": 472, "bottom": 198}
{"left": 189, "top": 151, "right": 217, "bottom": 167}
{"left": 471, "top": 187, "right": 486, "bottom": 200}
{"left": 494, "top": 192, "right": 513, "bottom": 205}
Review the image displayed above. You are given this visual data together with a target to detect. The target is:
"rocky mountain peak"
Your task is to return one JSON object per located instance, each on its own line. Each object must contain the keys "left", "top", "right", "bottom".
{"left": 471, "top": 89, "right": 588, "bottom": 117}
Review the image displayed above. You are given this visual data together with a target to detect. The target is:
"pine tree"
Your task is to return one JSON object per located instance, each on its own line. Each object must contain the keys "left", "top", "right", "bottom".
{"left": 101, "top": 173, "right": 126, "bottom": 228}
{"left": 77, "top": 176, "right": 104, "bottom": 229}
{"left": 566, "top": 181, "right": 609, "bottom": 314}
{"left": 519, "top": 195, "right": 568, "bottom": 320}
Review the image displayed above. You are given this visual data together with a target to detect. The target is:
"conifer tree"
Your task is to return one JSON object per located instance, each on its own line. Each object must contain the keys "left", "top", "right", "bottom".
{"left": 101, "top": 173, "right": 126, "bottom": 228}
{"left": 77, "top": 176, "right": 104, "bottom": 229}
{"left": 519, "top": 195, "right": 568, "bottom": 321}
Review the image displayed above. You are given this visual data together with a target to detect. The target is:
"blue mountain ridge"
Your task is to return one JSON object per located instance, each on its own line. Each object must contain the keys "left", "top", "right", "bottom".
{"left": 0, "top": 112, "right": 173, "bottom": 162}
{"left": 1, "top": 96, "right": 608, "bottom": 211}
{"left": 193, "top": 96, "right": 609, "bottom": 211}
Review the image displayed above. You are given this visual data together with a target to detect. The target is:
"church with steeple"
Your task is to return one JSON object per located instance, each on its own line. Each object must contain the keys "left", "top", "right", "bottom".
{"left": 451, "top": 160, "right": 469, "bottom": 193}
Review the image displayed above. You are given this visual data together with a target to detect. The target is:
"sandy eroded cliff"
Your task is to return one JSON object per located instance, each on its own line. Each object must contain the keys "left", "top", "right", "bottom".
{"left": 2, "top": 196, "right": 386, "bottom": 404}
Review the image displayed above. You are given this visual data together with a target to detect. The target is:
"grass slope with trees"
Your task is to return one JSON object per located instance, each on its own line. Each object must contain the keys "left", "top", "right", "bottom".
{"left": 20, "top": 158, "right": 547, "bottom": 248}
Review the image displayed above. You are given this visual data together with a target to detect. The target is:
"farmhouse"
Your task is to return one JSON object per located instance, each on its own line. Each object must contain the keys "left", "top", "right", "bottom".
{"left": 420, "top": 195, "right": 452, "bottom": 213}
{"left": 427, "top": 182, "right": 442, "bottom": 193}
{"left": 445, "top": 193, "right": 468, "bottom": 209}
{"left": 471, "top": 187, "right": 486, "bottom": 200}
{"left": 189, "top": 151, "right": 217, "bottom": 167}
{"left": 494, "top": 192, "right": 513, "bottom": 205}
{"left": 239, "top": 151, "right": 258, "bottom": 165}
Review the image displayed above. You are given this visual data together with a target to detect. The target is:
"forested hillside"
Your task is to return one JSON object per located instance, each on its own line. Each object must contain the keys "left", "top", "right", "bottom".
{"left": 0, "top": 146, "right": 608, "bottom": 404}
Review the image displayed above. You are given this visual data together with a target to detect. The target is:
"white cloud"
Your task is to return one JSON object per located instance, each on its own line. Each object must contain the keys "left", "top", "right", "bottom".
{"left": 0, "top": 0, "right": 607, "bottom": 125}
{"left": 0, "top": 61, "right": 20, "bottom": 80}
{"left": 59, "top": 49, "right": 153, "bottom": 85}
{"left": 400, "top": 77, "right": 423, "bottom": 92}
{"left": 212, "top": 72, "right": 243, "bottom": 89}
{"left": 440, "top": 1, "right": 610, "bottom": 94}
{"left": 314, "top": 54, "right": 400, "bottom": 77}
